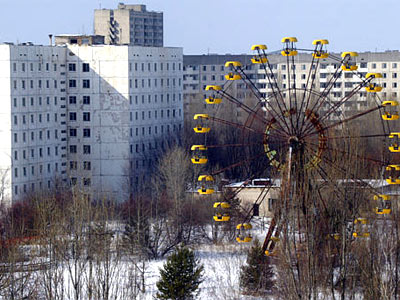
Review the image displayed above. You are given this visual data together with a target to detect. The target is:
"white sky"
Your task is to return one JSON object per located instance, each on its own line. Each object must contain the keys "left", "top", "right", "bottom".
{"left": 1, "top": 0, "right": 399, "bottom": 54}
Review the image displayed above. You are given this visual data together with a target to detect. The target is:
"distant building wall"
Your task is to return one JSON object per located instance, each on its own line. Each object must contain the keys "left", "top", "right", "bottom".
{"left": 94, "top": 4, "right": 163, "bottom": 47}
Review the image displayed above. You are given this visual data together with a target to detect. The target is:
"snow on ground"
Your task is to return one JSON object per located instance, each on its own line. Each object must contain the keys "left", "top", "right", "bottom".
{"left": 142, "top": 243, "right": 250, "bottom": 299}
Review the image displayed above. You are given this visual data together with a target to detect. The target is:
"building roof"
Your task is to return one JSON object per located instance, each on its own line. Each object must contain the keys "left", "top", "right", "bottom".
{"left": 184, "top": 51, "right": 400, "bottom": 66}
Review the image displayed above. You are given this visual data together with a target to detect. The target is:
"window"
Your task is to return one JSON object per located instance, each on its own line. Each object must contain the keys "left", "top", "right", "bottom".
{"left": 83, "top": 96, "right": 90, "bottom": 104}
{"left": 69, "top": 128, "right": 77, "bottom": 137}
{"left": 83, "top": 178, "right": 91, "bottom": 186}
{"left": 82, "top": 63, "right": 90, "bottom": 72}
{"left": 69, "top": 80, "right": 76, "bottom": 88}
{"left": 393, "top": 63, "right": 397, "bottom": 68}
{"left": 83, "top": 112, "right": 90, "bottom": 121}
{"left": 70, "top": 145, "right": 77, "bottom": 153}
{"left": 69, "top": 96, "right": 76, "bottom": 104}
{"left": 83, "top": 145, "right": 91, "bottom": 154}
{"left": 68, "top": 63, "right": 76, "bottom": 71}
{"left": 69, "top": 112, "right": 77, "bottom": 121}
{"left": 83, "top": 161, "right": 91, "bottom": 170}
{"left": 82, "top": 80, "right": 90, "bottom": 88}
{"left": 372, "top": 63, "right": 376, "bottom": 69}
{"left": 69, "top": 161, "right": 77, "bottom": 170}
{"left": 83, "top": 128, "right": 91, "bottom": 137}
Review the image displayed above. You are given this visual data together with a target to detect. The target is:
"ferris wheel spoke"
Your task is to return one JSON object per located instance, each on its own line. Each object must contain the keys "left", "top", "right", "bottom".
{"left": 208, "top": 115, "right": 288, "bottom": 140}
{"left": 233, "top": 65, "right": 293, "bottom": 134}
{"left": 207, "top": 116, "right": 267, "bottom": 135}
{"left": 301, "top": 76, "right": 375, "bottom": 136}
{"left": 317, "top": 151, "right": 381, "bottom": 196}
{"left": 240, "top": 184, "right": 274, "bottom": 225}
{"left": 304, "top": 140, "right": 387, "bottom": 166}
{"left": 210, "top": 152, "right": 267, "bottom": 176}
{"left": 206, "top": 142, "right": 263, "bottom": 149}
{"left": 302, "top": 105, "right": 383, "bottom": 139}
{"left": 217, "top": 89, "right": 268, "bottom": 124}
{"left": 257, "top": 48, "right": 293, "bottom": 127}
{"left": 305, "top": 53, "right": 365, "bottom": 122}
{"left": 307, "top": 133, "right": 389, "bottom": 141}
{"left": 300, "top": 61, "right": 343, "bottom": 124}
{"left": 217, "top": 88, "right": 290, "bottom": 134}
{"left": 295, "top": 49, "right": 319, "bottom": 134}
{"left": 284, "top": 55, "right": 298, "bottom": 134}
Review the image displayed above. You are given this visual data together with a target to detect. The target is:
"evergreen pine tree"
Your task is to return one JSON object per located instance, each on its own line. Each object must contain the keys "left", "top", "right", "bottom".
{"left": 156, "top": 246, "right": 204, "bottom": 300}
{"left": 239, "top": 238, "right": 274, "bottom": 296}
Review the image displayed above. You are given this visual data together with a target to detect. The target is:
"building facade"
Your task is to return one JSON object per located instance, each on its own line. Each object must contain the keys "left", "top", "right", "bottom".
{"left": 94, "top": 3, "right": 163, "bottom": 47}
{"left": 183, "top": 51, "right": 400, "bottom": 117}
{"left": 0, "top": 42, "right": 183, "bottom": 205}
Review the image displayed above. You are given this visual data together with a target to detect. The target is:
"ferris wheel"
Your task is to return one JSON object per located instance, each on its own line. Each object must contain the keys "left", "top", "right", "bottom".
{"left": 191, "top": 38, "right": 397, "bottom": 258}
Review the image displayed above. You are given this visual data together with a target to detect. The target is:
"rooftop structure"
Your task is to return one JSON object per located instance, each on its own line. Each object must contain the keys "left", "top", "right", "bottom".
{"left": 94, "top": 3, "right": 163, "bottom": 47}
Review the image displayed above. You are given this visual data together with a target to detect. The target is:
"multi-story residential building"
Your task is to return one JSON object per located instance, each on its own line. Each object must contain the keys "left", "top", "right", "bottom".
{"left": 0, "top": 44, "right": 68, "bottom": 206}
{"left": 0, "top": 39, "right": 183, "bottom": 205}
{"left": 94, "top": 3, "right": 163, "bottom": 47}
{"left": 183, "top": 51, "right": 400, "bottom": 118}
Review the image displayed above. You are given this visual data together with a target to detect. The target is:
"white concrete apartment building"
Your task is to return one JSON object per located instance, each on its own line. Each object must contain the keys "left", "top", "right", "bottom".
{"left": 0, "top": 42, "right": 183, "bottom": 205}
{"left": 0, "top": 44, "right": 68, "bottom": 206}
{"left": 183, "top": 51, "right": 400, "bottom": 116}
{"left": 94, "top": 3, "right": 163, "bottom": 47}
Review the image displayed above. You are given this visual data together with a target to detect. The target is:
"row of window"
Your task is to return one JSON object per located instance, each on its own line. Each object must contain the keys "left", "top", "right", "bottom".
{"left": 13, "top": 113, "right": 64, "bottom": 125}
{"left": 14, "top": 146, "right": 59, "bottom": 160}
{"left": 12, "top": 62, "right": 92, "bottom": 73}
{"left": 70, "top": 178, "right": 91, "bottom": 186}
{"left": 69, "top": 79, "right": 90, "bottom": 88}
{"left": 69, "top": 145, "right": 91, "bottom": 154}
{"left": 68, "top": 63, "right": 90, "bottom": 72}
{"left": 13, "top": 96, "right": 63, "bottom": 108}
{"left": 14, "top": 162, "right": 59, "bottom": 178}
{"left": 130, "top": 159, "right": 153, "bottom": 169}
{"left": 129, "top": 77, "right": 181, "bottom": 89}
{"left": 129, "top": 108, "right": 182, "bottom": 121}
{"left": 129, "top": 93, "right": 182, "bottom": 105}
{"left": 69, "top": 95, "right": 90, "bottom": 105}
{"left": 13, "top": 130, "right": 62, "bottom": 143}
{"left": 13, "top": 62, "right": 58, "bottom": 73}
{"left": 14, "top": 180, "right": 55, "bottom": 195}
{"left": 69, "top": 112, "right": 91, "bottom": 122}
{"left": 13, "top": 79, "right": 61, "bottom": 90}
{"left": 69, "top": 128, "right": 91, "bottom": 138}
{"left": 129, "top": 123, "right": 182, "bottom": 137}
{"left": 69, "top": 161, "right": 91, "bottom": 170}
{"left": 128, "top": 62, "right": 181, "bottom": 73}
{"left": 186, "top": 62, "right": 400, "bottom": 73}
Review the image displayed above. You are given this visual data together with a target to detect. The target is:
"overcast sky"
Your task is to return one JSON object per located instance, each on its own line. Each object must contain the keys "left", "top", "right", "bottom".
{"left": 1, "top": 0, "right": 399, "bottom": 54}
